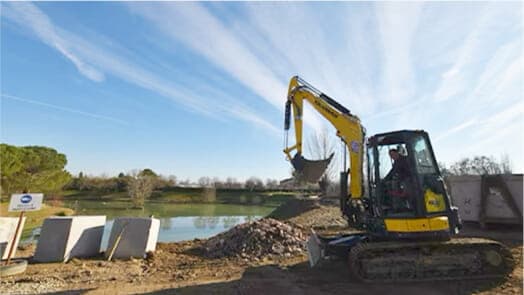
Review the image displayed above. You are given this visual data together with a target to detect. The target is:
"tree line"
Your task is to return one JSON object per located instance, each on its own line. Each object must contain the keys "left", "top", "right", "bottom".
{"left": 0, "top": 143, "right": 515, "bottom": 199}
{"left": 438, "top": 155, "right": 512, "bottom": 177}
{"left": 65, "top": 173, "right": 283, "bottom": 192}
{"left": 0, "top": 144, "right": 285, "bottom": 196}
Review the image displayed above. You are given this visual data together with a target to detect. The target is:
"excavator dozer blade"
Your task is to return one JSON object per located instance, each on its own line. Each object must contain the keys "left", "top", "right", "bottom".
{"left": 291, "top": 153, "right": 334, "bottom": 183}
{"left": 307, "top": 231, "right": 323, "bottom": 267}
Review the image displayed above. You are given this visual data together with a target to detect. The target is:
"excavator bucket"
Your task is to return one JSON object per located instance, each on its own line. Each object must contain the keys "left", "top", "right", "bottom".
{"left": 291, "top": 153, "right": 334, "bottom": 183}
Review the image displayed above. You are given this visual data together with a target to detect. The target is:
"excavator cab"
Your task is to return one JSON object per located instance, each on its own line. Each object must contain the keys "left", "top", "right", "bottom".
{"left": 364, "top": 130, "right": 461, "bottom": 238}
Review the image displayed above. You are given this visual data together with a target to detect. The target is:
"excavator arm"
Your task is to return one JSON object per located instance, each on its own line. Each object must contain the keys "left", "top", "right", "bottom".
{"left": 283, "top": 76, "right": 365, "bottom": 199}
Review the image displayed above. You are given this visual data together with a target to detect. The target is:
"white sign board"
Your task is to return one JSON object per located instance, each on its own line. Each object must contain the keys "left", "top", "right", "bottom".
{"left": 8, "top": 193, "right": 44, "bottom": 212}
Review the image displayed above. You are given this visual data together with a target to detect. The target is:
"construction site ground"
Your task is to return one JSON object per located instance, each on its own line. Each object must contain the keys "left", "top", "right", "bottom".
{"left": 1, "top": 198, "right": 522, "bottom": 295}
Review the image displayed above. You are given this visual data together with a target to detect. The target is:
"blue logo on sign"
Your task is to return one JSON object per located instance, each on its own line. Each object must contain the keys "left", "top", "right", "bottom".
{"left": 20, "top": 194, "right": 32, "bottom": 204}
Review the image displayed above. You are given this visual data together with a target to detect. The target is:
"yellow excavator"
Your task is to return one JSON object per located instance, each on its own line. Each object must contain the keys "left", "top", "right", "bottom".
{"left": 283, "top": 76, "right": 514, "bottom": 282}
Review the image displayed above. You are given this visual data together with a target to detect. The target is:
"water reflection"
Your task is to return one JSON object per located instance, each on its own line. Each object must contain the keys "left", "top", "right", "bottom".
{"left": 205, "top": 216, "right": 219, "bottom": 229}
{"left": 192, "top": 216, "right": 220, "bottom": 229}
{"left": 157, "top": 215, "right": 262, "bottom": 244}
{"left": 192, "top": 216, "right": 249, "bottom": 229}
{"left": 222, "top": 216, "right": 240, "bottom": 228}
{"left": 160, "top": 218, "right": 173, "bottom": 230}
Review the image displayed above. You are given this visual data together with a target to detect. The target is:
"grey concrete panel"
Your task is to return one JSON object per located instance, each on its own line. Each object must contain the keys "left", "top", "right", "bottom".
{"left": 34, "top": 216, "right": 106, "bottom": 262}
{"left": 448, "top": 176, "right": 483, "bottom": 222}
{"left": 448, "top": 175, "right": 523, "bottom": 223}
{"left": 106, "top": 217, "right": 160, "bottom": 259}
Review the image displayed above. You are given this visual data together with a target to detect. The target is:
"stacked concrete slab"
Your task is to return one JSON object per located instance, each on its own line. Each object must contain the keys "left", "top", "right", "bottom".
{"left": 448, "top": 174, "right": 523, "bottom": 223}
{"left": 34, "top": 216, "right": 106, "bottom": 262}
{"left": 105, "top": 217, "right": 160, "bottom": 259}
{"left": 0, "top": 217, "right": 26, "bottom": 260}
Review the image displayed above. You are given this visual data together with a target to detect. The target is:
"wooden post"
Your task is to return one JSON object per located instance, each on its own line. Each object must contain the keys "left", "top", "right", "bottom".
{"left": 5, "top": 211, "right": 25, "bottom": 265}
{"left": 107, "top": 222, "right": 128, "bottom": 261}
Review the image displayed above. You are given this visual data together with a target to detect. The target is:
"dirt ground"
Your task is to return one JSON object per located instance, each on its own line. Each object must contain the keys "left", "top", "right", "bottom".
{"left": 1, "top": 199, "right": 522, "bottom": 295}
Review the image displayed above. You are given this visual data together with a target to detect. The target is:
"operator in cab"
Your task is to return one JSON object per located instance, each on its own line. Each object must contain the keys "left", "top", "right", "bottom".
{"left": 384, "top": 148, "right": 411, "bottom": 181}
{"left": 384, "top": 148, "right": 413, "bottom": 213}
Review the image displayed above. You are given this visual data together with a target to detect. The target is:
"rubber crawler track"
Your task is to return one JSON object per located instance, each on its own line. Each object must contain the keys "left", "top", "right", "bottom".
{"left": 348, "top": 238, "right": 514, "bottom": 283}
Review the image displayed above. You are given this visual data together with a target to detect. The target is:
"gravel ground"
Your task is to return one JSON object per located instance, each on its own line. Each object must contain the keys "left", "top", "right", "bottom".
{"left": 1, "top": 199, "right": 521, "bottom": 295}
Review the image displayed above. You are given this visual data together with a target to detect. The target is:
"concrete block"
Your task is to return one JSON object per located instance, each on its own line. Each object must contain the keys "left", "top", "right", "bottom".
{"left": 448, "top": 175, "right": 523, "bottom": 223}
{"left": 448, "top": 175, "right": 482, "bottom": 222}
{"left": 502, "top": 174, "right": 523, "bottom": 215}
{"left": 0, "top": 217, "right": 26, "bottom": 260}
{"left": 34, "top": 216, "right": 106, "bottom": 262}
{"left": 106, "top": 217, "right": 160, "bottom": 259}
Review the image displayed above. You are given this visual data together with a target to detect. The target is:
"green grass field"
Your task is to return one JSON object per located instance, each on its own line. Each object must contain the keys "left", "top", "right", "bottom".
{"left": 0, "top": 202, "right": 75, "bottom": 238}
{"left": 63, "top": 188, "right": 297, "bottom": 206}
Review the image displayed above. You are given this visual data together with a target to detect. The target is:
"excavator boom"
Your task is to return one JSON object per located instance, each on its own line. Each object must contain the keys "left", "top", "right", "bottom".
{"left": 284, "top": 76, "right": 365, "bottom": 197}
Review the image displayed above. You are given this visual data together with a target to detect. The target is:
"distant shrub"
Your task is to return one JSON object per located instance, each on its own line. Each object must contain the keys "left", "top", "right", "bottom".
{"left": 251, "top": 195, "right": 264, "bottom": 205}
{"left": 239, "top": 195, "right": 247, "bottom": 204}
{"left": 48, "top": 199, "right": 64, "bottom": 208}
{"left": 202, "top": 187, "right": 216, "bottom": 202}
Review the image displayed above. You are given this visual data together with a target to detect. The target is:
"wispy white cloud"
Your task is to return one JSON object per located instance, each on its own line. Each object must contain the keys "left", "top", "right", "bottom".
{"left": 233, "top": 3, "right": 382, "bottom": 133}
{"left": 433, "top": 98, "right": 523, "bottom": 170}
{"left": 432, "top": 3, "right": 520, "bottom": 103}
{"left": 472, "top": 100, "right": 524, "bottom": 138}
{"left": 128, "top": 2, "right": 331, "bottom": 134}
{"left": 239, "top": 3, "right": 371, "bottom": 130}
{"left": 2, "top": 2, "right": 104, "bottom": 82}
{"left": 1, "top": 93, "right": 128, "bottom": 125}
{"left": 375, "top": 2, "right": 423, "bottom": 105}
{"left": 127, "top": 2, "right": 286, "bottom": 110}
{"left": 362, "top": 97, "right": 426, "bottom": 123}
{"left": 434, "top": 118, "right": 478, "bottom": 143}
{"left": 2, "top": 2, "right": 279, "bottom": 135}
{"left": 462, "top": 110, "right": 523, "bottom": 157}
{"left": 468, "top": 40, "right": 522, "bottom": 104}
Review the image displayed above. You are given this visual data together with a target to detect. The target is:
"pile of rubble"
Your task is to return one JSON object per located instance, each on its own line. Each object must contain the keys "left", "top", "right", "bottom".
{"left": 202, "top": 218, "right": 306, "bottom": 259}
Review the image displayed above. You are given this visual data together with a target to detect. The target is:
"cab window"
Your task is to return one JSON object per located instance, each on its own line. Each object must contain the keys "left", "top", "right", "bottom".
{"left": 377, "top": 144, "right": 408, "bottom": 180}
{"left": 412, "top": 136, "right": 437, "bottom": 174}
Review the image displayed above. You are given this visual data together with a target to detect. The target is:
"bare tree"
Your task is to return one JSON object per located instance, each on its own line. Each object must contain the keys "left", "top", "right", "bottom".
{"left": 127, "top": 170, "right": 155, "bottom": 209}
{"left": 245, "top": 177, "right": 264, "bottom": 191}
{"left": 224, "top": 177, "right": 242, "bottom": 189}
{"left": 265, "top": 178, "right": 279, "bottom": 190}
{"left": 306, "top": 127, "right": 337, "bottom": 193}
{"left": 448, "top": 155, "right": 513, "bottom": 176}
{"left": 212, "top": 177, "right": 221, "bottom": 188}
{"left": 500, "top": 154, "right": 512, "bottom": 174}
{"left": 198, "top": 176, "right": 212, "bottom": 188}
{"left": 168, "top": 175, "right": 177, "bottom": 186}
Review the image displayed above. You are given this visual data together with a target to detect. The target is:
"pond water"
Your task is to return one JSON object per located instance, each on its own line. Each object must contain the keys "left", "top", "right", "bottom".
{"left": 36, "top": 200, "right": 277, "bottom": 249}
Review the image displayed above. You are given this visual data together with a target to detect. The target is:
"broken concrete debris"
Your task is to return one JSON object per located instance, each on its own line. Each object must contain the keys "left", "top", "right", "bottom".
{"left": 202, "top": 218, "right": 306, "bottom": 259}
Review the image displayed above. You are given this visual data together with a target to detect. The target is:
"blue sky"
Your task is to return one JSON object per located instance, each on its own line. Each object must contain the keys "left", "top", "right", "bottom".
{"left": 1, "top": 1, "right": 522, "bottom": 181}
